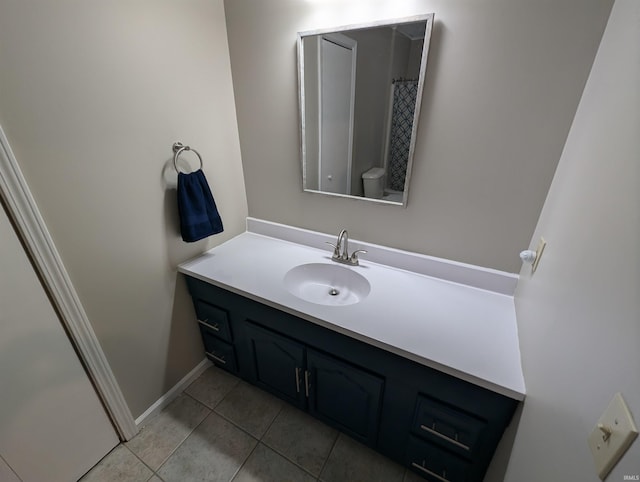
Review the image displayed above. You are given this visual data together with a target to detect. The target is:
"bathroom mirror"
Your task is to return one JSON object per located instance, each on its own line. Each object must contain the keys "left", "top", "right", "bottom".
{"left": 297, "top": 14, "right": 434, "bottom": 206}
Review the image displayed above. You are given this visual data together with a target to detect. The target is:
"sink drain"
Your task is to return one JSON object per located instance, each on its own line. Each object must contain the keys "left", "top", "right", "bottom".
{"left": 328, "top": 288, "right": 340, "bottom": 296}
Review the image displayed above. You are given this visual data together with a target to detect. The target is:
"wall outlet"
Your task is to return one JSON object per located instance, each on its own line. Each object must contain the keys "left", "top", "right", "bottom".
{"left": 588, "top": 393, "right": 638, "bottom": 480}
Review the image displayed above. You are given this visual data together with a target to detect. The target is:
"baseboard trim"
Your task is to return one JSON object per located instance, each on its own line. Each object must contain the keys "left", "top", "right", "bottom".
{"left": 135, "top": 358, "right": 212, "bottom": 428}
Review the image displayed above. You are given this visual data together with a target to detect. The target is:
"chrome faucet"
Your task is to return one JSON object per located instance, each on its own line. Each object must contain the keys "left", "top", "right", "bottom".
{"left": 326, "top": 229, "right": 367, "bottom": 266}
{"left": 337, "top": 229, "right": 348, "bottom": 259}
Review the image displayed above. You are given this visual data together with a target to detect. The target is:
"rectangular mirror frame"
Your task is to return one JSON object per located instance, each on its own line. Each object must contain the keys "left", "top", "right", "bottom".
{"left": 297, "top": 13, "right": 434, "bottom": 206}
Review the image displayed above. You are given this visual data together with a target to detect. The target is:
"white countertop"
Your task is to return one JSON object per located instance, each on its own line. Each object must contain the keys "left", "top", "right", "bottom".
{"left": 179, "top": 231, "right": 525, "bottom": 400}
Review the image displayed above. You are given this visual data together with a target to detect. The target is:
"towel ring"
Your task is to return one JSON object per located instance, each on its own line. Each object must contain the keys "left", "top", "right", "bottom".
{"left": 173, "top": 142, "right": 203, "bottom": 174}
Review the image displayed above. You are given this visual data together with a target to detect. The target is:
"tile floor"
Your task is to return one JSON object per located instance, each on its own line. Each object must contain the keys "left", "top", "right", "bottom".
{"left": 81, "top": 365, "right": 424, "bottom": 482}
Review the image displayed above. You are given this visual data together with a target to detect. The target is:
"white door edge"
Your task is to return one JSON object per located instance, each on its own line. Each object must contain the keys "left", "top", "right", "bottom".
{"left": 0, "top": 125, "right": 137, "bottom": 441}
{"left": 318, "top": 33, "right": 357, "bottom": 194}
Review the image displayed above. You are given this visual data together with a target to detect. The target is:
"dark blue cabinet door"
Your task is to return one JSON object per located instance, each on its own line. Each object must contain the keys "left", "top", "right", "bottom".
{"left": 306, "top": 349, "right": 384, "bottom": 446}
{"left": 245, "top": 322, "right": 305, "bottom": 407}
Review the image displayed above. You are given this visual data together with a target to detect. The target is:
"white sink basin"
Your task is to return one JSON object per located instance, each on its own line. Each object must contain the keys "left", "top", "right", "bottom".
{"left": 283, "top": 263, "right": 371, "bottom": 306}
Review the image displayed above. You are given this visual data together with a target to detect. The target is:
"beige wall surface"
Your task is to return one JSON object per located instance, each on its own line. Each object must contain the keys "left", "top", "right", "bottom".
{"left": 224, "top": 0, "right": 612, "bottom": 272}
{"left": 0, "top": 0, "right": 248, "bottom": 417}
{"left": 407, "top": 38, "right": 423, "bottom": 80}
{"left": 501, "top": 0, "right": 640, "bottom": 479}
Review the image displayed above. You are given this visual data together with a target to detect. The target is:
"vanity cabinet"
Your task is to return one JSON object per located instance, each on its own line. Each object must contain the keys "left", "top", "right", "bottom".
{"left": 184, "top": 275, "right": 518, "bottom": 481}
{"left": 306, "top": 349, "right": 384, "bottom": 446}
{"left": 403, "top": 394, "right": 492, "bottom": 481}
{"left": 244, "top": 322, "right": 305, "bottom": 407}
{"left": 194, "top": 299, "right": 238, "bottom": 373}
{"left": 245, "top": 322, "right": 383, "bottom": 445}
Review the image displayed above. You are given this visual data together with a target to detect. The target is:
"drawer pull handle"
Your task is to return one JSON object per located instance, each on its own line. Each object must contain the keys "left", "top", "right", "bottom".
{"left": 205, "top": 351, "right": 226, "bottom": 365}
{"left": 198, "top": 319, "right": 220, "bottom": 332}
{"left": 295, "top": 367, "right": 301, "bottom": 393}
{"left": 411, "top": 462, "right": 451, "bottom": 482}
{"left": 304, "top": 370, "right": 310, "bottom": 398}
{"left": 420, "top": 424, "right": 470, "bottom": 451}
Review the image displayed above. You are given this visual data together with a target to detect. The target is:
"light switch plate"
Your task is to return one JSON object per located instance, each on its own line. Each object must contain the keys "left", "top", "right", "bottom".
{"left": 588, "top": 393, "right": 638, "bottom": 480}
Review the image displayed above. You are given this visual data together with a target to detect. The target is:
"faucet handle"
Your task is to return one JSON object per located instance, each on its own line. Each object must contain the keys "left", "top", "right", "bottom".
{"left": 349, "top": 249, "right": 367, "bottom": 265}
{"left": 325, "top": 241, "right": 340, "bottom": 258}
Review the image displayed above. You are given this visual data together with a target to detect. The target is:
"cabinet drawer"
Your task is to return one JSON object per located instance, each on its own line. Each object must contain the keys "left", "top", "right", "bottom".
{"left": 200, "top": 328, "right": 238, "bottom": 373}
{"left": 412, "top": 396, "right": 486, "bottom": 455}
{"left": 406, "top": 436, "right": 470, "bottom": 482}
{"left": 195, "top": 300, "right": 232, "bottom": 342}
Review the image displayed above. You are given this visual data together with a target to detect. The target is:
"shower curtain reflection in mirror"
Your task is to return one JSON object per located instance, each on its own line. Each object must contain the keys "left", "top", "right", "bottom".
{"left": 386, "top": 79, "right": 418, "bottom": 192}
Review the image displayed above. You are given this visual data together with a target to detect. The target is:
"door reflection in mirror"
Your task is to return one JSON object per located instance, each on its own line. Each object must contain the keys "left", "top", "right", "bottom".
{"left": 319, "top": 34, "right": 356, "bottom": 194}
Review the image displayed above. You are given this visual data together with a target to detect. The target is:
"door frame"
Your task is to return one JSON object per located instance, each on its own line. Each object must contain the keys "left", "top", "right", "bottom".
{"left": 0, "top": 125, "right": 137, "bottom": 441}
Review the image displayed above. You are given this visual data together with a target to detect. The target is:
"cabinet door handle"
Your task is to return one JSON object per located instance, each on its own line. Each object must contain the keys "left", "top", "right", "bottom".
{"left": 295, "top": 367, "right": 301, "bottom": 393}
{"left": 411, "top": 462, "right": 451, "bottom": 482}
{"left": 304, "top": 370, "right": 310, "bottom": 398}
{"left": 198, "top": 319, "right": 220, "bottom": 332}
{"left": 420, "top": 424, "right": 470, "bottom": 451}
{"left": 205, "top": 351, "right": 226, "bottom": 365}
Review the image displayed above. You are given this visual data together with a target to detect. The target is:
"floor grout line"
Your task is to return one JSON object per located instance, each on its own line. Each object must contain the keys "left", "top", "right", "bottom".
{"left": 182, "top": 390, "right": 220, "bottom": 411}
{"left": 0, "top": 453, "right": 23, "bottom": 482}
{"left": 228, "top": 438, "right": 261, "bottom": 482}
{"left": 259, "top": 405, "right": 335, "bottom": 479}
{"left": 129, "top": 389, "right": 213, "bottom": 480}
{"left": 206, "top": 380, "right": 284, "bottom": 440}
{"left": 125, "top": 391, "right": 215, "bottom": 473}
{"left": 258, "top": 401, "right": 285, "bottom": 441}
{"left": 183, "top": 374, "right": 241, "bottom": 412}
{"left": 209, "top": 407, "right": 266, "bottom": 440}
{"left": 259, "top": 439, "right": 325, "bottom": 480}
{"left": 180, "top": 380, "right": 265, "bottom": 482}
{"left": 144, "top": 400, "right": 214, "bottom": 478}
{"left": 121, "top": 443, "right": 157, "bottom": 476}
{"left": 317, "top": 431, "right": 341, "bottom": 481}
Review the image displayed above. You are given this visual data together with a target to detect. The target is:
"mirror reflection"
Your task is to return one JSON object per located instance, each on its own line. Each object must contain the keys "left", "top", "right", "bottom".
{"left": 298, "top": 14, "right": 434, "bottom": 205}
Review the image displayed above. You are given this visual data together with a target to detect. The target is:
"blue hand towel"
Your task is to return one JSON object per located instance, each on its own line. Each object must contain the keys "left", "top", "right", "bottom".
{"left": 177, "top": 169, "right": 223, "bottom": 242}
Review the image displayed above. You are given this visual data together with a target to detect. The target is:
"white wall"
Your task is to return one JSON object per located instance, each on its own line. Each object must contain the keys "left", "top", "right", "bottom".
{"left": 224, "top": 0, "right": 612, "bottom": 272}
{"left": 503, "top": 0, "right": 640, "bottom": 479}
{"left": 0, "top": 0, "right": 248, "bottom": 418}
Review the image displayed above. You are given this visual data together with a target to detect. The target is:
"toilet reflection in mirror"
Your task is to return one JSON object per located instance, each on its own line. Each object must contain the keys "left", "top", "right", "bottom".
{"left": 298, "top": 14, "right": 434, "bottom": 206}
